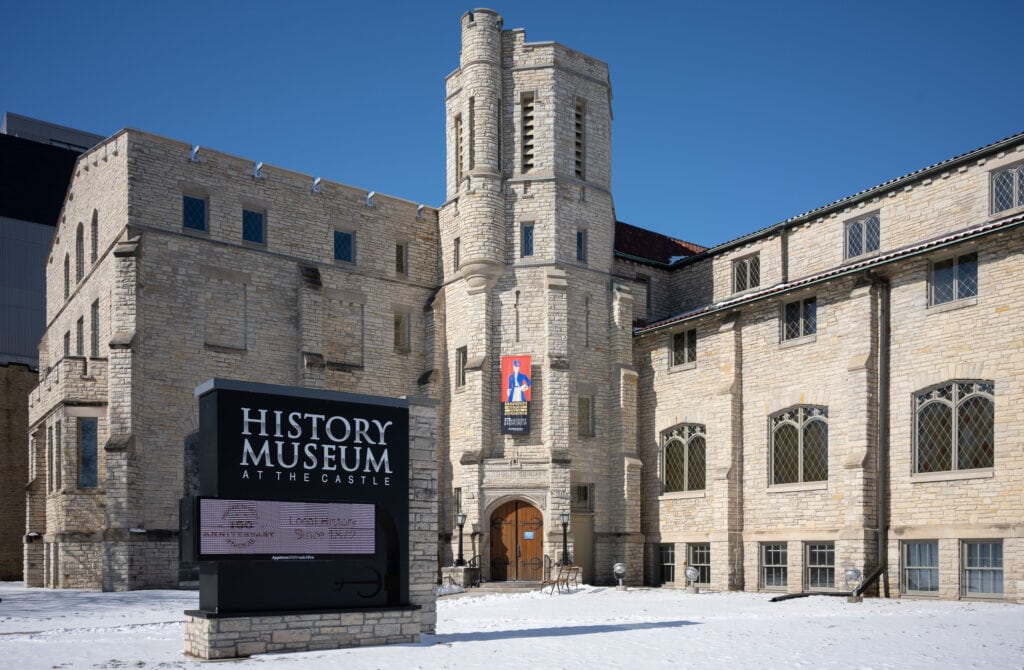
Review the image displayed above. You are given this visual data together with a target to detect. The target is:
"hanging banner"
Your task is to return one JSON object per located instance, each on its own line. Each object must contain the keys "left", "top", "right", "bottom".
{"left": 501, "top": 355, "right": 532, "bottom": 434}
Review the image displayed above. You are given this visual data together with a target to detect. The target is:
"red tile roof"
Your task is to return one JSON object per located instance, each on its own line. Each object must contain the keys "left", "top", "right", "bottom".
{"left": 614, "top": 221, "right": 706, "bottom": 264}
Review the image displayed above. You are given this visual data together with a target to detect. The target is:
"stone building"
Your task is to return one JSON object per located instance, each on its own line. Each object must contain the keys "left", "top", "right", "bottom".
{"left": 1, "top": 113, "right": 102, "bottom": 580}
{"left": 24, "top": 9, "right": 1023, "bottom": 601}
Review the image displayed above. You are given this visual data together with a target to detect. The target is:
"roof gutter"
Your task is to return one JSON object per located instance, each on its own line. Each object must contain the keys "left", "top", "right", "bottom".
{"left": 668, "top": 131, "right": 1024, "bottom": 267}
{"left": 635, "top": 213, "right": 1024, "bottom": 337}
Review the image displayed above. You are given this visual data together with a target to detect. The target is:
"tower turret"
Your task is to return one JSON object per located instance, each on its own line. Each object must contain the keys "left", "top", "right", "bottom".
{"left": 446, "top": 9, "right": 505, "bottom": 292}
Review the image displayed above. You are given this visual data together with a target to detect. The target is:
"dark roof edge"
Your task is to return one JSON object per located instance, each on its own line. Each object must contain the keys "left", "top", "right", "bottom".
{"left": 635, "top": 211, "right": 1024, "bottom": 337}
{"left": 613, "top": 249, "right": 672, "bottom": 269}
{"left": 670, "top": 130, "right": 1024, "bottom": 267}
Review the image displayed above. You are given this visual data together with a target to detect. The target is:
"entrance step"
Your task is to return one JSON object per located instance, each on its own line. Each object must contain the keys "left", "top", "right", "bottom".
{"left": 470, "top": 580, "right": 543, "bottom": 594}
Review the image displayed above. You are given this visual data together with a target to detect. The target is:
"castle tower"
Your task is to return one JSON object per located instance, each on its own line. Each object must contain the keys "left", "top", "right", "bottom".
{"left": 438, "top": 9, "right": 643, "bottom": 584}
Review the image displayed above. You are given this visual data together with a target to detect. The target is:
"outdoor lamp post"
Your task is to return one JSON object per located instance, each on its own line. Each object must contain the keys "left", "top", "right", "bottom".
{"left": 455, "top": 513, "right": 467, "bottom": 567}
{"left": 560, "top": 512, "right": 570, "bottom": 566}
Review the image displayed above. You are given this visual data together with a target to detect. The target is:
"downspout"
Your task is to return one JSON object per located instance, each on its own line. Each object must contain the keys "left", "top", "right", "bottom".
{"left": 874, "top": 273, "right": 891, "bottom": 598}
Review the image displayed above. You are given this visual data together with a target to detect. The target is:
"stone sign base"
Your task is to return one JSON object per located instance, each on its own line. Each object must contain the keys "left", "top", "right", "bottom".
{"left": 184, "top": 606, "right": 421, "bottom": 659}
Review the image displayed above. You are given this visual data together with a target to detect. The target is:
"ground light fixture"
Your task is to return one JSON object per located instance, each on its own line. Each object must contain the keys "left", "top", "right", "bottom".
{"left": 455, "top": 512, "right": 467, "bottom": 566}
{"left": 685, "top": 565, "right": 700, "bottom": 593}
{"left": 613, "top": 562, "right": 626, "bottom": 589}
{"left": 843, "top": 567, "right": 863, "bottom": 592}
{"left": 560, "top": 513, "right": 570, "bottom": 566}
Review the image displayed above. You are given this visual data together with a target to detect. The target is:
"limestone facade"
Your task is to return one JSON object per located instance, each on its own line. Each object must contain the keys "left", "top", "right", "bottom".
{"left": 22, "top": 8, "right": 1024, "bottom": 602}
{"left": 632, "top": 138, "right": 1024, "bottom": 601}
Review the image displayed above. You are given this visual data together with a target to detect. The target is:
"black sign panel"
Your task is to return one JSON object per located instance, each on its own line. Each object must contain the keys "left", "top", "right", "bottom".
{"left": 500, "top": 401, "right": 531, "bottom": 434}
{"left": 189, "top": 379, "right": 410, "bottom": 614}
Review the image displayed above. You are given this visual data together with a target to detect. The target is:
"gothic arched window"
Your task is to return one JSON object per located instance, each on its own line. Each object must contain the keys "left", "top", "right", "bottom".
{"left": 915, "top": 381, "right": 994, "bottom": 473}
{"left": 662, "top": 423, "right": 706, "bottom": 492}
{"left": 770, "top": 405, "right": 828, "bottom": 485}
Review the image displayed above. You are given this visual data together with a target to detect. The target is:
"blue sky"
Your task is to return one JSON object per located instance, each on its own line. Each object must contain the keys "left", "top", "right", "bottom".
{"left": 3, "top": 1, "right": 1022, "bottom": 248}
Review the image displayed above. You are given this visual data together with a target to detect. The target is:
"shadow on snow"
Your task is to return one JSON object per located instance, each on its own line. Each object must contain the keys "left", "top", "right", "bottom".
{"left": 426, "top": 619, "right": 698, "bottom": 644}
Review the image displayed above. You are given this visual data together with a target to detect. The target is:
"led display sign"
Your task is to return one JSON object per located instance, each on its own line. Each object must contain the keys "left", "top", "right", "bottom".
{"left": 198, "top": 498, "right": 375, "bottom": 559}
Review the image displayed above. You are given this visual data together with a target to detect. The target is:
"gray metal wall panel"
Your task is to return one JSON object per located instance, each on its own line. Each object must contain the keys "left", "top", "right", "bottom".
{"left": 0, "top": 217, "right": 54, "bottom": 364}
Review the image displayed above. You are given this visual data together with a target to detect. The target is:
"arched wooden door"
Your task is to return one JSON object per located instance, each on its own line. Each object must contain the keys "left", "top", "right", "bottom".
{"left": 490, "top": 501, "right": 544, "bottom": 581}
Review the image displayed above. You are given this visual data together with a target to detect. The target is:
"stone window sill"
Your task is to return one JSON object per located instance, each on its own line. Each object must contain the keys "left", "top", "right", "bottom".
{"left": 767, "top": 481, "right": 828, "bottom": 493}
{"left": 910, "top": 468, "right": 993, "bottom": 483}
{"left": 668, "top": 361, "right": 697, "bottom": 374}
{"left": 843, "top": 250, "right": 881, "bottom": 264}
{"left": 927, "top": 296, "right": 977, "bottom": 314}
{"left": 659, "top": 490, "right": 706, "bottom": 501}
{"left": 779, "top": 334, "right": 816, "bottom": 350}
{"left": 989, "top": 203, "right": 1024, "bottom": 221}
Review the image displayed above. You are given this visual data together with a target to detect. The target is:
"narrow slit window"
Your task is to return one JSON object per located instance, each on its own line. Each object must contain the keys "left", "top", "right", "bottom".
{"left": 468, "top": 97, "right": 475, "bottom": 171}
{"left": 454, "top": 114, "right": 464, "bottom": 184}
{"left": 521, "top": 223, "right": 534, "bottom": 257}
{"left": 90, "top": 300, "right": 100, "bottom": 357}
{"left": 78, "top": 417, "right": 98, "bottom": 489}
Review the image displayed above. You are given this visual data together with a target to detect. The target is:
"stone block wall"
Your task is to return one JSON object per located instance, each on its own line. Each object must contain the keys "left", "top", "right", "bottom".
{"left": 0, "top": 363, "right": 34, "bottom": 579}
{"left": 185, "top": 608, "right": 422, "bottom": 660}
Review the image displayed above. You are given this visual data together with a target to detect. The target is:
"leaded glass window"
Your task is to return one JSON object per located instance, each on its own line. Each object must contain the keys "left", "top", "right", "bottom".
{"left": 930, "top": 253, "right": 977, "bottom": 305}
{"left": 770, "top": 406, "right": 828, "bottom": 485}
{"left": 78, "top": 417, "right": 98, "bottom": 488}
{"left": 663, "top": 423, "right": 706, "bottom": 493}
{"left": 845, "top": 213, "right": 880, "bottom": 259}
{"left": 915, "top": 381, "right": 994, "bottom": 473}
{"left": 902, "top": 541, "right": 939, "bottom": 593}
{"left": 333, "top": 230, "right": 354, "bottom": 262}
{"left": 991, "top": 163, "right": 1024, "bottom": 214}
{"left": 672, "top": 329, "right": 697, "bottom": 366}
{"left": 962, "top": 541, "right": 1003, "bottom": 596}
{"left": 760, "top": 543, "right": 788, "bottom": 589}
{"left": 805, "top": 542, "right": 835, "bottom": 589}
{"left": 783, "top": 297, "right": 816, "bottom": 341}
{"left": 521, "top": 223, "right": 534, "bottom": 257}
{"left": 242, "top": 209, "right": 265, "bottom": 245}
{"left": 733, "top": 254, "right": 760, "bottom": 293}
{"left": 183, "top": 196, "right": 207, "bottom": 231}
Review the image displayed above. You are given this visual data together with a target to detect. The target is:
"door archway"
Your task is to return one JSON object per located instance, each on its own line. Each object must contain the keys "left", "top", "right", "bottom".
{"left": 489, "top": 500, "right": 544, "bottom": 581}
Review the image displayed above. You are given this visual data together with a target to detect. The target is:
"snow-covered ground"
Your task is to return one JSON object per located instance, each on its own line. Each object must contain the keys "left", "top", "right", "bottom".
{"left": 1, "top": 582, "right": 1021, "bottom": 669}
